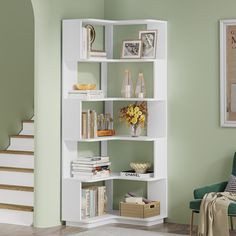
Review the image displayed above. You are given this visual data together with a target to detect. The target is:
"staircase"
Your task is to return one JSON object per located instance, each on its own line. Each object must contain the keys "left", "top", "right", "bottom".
{"left": 0, "top": 120, "right": 34, "bottom": 225}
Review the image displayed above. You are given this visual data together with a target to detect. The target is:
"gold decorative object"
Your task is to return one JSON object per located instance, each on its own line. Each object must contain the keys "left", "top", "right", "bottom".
{"left": 130, "top": 162, "right": 151, "bottom": 174}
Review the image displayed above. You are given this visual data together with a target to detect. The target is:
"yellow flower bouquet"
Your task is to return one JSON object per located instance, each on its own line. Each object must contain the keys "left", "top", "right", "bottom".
{"left": 120, "top": 102, "right": 147, "bottom": 136}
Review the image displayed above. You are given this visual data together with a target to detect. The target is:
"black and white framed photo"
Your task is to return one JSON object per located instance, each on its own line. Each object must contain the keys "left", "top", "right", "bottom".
{"left": 121, "top": 40, "right": 142, "bottom": 59}
{"left": 220, "top": 19, "right": 236, "bottom": 127}
{"left": 139, "top": 30, "right": 157, "bottom": 58}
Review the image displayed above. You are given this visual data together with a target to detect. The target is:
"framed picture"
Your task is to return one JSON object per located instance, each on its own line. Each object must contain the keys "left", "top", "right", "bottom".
{"left": 121, "top": 40, "right": 142, "bottom": 59}
{"left": 139, "top": 30, "right": 157, "bottom": 58}
{"left": 220, "top": 20, "right": 236, "bottom": 127}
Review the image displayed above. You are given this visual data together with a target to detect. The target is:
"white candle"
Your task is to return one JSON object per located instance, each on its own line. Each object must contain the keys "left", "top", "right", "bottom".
{"left": 138, "top": 92, "right": 144, "bottom": 98}
{"left": 125, "top": 85, "right": 131, "bottom": 98}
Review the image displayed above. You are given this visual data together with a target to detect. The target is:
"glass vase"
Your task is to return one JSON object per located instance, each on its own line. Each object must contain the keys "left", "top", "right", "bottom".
{"left": 135, "top": 72, "right": 146, "bottom": 98}
{"left": 130, "top": 124, "right": 141, "bottom": 137}
{"left": 121, "top": 70, "right": 133, "bottom": 98}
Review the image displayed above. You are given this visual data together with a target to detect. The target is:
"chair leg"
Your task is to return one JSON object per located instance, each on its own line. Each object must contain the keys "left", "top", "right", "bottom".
{"left": 190, "top": 211, "right": 194, "bottom": 236}
{"left": 230, "top": 216, "right": 233, "bottom": 231}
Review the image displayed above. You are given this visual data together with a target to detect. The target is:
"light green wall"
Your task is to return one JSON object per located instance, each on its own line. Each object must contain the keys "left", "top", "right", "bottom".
{"left": 0, "top": 0, "right": 34, "bottom": 149}
{"left": 31, "top": 0, "right": 104, "bottom": 227}
{"left": 105, "top": 0, "right": 236, "bottom": 224}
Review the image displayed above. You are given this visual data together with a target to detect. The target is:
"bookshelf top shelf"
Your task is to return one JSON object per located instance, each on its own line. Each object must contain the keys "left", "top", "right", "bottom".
{"left": 65, "top": 173, "right": 166, "bottom": 183}
{"left": 62, "top": 18, "right": 167, "bottom": 26}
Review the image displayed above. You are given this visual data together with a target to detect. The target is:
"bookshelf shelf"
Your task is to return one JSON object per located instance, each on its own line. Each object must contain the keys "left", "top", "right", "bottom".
{"left": 67, "top": 97, "right": 161, "bottom": 102}
{"left": 76, "top": 136, "right": 158, "bottom": 142}
{"left": 78, "top": 58, "right": 158, "bottom": 63}
{"left": 62, "top": 18, "right": 167, "bottom": 228}
{"left": 66, "top": 173, "right": 165, "bottom": 183}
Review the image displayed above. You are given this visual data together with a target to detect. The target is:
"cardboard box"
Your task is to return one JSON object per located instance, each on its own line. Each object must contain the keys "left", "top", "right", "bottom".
{"left": 120, "top": 201, "right": 160, "bottom": 218}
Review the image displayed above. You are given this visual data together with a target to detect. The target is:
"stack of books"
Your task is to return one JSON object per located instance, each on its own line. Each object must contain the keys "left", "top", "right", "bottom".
{"left": 82, "top": 186, "right": 107, "bottom": 218}
{"left": 68, "top": 90, "right": 104, "bottom": 99}
{"left": 81, "top": 110, "right": 97, "bottom": 139}
{"left": 71, "top": 156, "right": 111, "bottom": 179}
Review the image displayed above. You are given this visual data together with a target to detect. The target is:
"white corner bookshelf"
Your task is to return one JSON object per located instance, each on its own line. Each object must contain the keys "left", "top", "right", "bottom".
{"left": 62, "top": 18, "right": 167, "bottom": 228}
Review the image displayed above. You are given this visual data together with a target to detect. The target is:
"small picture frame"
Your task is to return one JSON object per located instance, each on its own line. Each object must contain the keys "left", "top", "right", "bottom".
{"left": 121, "top": 40, "right": 142, "bottom": 59}
{"left": 139, "top": 30, "right": 157, "bottom": 58}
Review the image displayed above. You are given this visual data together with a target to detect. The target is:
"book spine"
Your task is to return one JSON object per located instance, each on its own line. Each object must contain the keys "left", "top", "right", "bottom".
{"left": 93, "top": 111, "right": 98, "bottom": 138}
{"left": 87, "top": 110, "right": 90, "bottom": 139}
{"left": 85, "top": 189, "right": 90, "bottom": 217}
{"left": 82, "top": 112, "right": 87, "bottom": 139}
{"left": 82, "top": 27, "right": 87, "bottom": 59}
{"left": 87, "top": 28, "right": 91, "bottom": 58}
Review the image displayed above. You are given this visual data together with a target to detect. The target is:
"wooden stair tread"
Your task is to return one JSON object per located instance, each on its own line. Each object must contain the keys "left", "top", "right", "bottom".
{"left": 0, "top": 150, "right": 34, "bottom": 155}
{"left": 0, "top": 203, "right": 33, "bottom": 212}
{"left": 10, "top": 135, "right": 34, "bottom": 139}
{"left": 22, "top": 120, "right": 34, "bottom": 123}
{"left": 0, "top": 184, "right": 34, "bottom": 192}
{"left": 0, "top": 167, "right": 33, "bottom": 173}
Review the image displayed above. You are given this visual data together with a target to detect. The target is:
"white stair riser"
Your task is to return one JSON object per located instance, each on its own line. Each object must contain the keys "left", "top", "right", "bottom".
{"left": 20, "top": 123, "right": 34, "bottom": 135}
{"left": 8, "top": 138, "right": 34, "bottom": 152}
{"left": 0, "top": 155, "right": 34, "bottom": 169}
{"left": 0, "top": 209, "right": 33, "bottom": 226}
{"left": 0, "top": 172, "right": 34, "bottom": 187}
{"left": 0, "top": 189, "right": 33, "bottom": 206}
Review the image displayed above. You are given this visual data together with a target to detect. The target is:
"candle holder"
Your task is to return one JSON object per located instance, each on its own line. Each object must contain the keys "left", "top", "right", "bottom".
{"left": 135, "top": 72, "right": 146, "bottom": 98}
{"left": 121, "top": 70, "right": 133, "bottom": 98}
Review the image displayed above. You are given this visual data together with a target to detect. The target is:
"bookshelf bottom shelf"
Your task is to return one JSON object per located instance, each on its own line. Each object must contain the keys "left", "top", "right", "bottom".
{"left": 65, "top": 211, "right": 166, "bottom": 228}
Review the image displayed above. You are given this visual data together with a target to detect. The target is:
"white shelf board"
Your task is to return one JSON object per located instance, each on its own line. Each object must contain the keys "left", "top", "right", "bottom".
{"left": 76, "top": 136, "right": 157, "bottom": 142}
{"left": 67, "top": 97, "right": 161, "bottom": 102}
{"left": 79, "top": 210, "right": 166, "bottom": 224}
{"left": 78, "top": 58, "right": 157, "bottom": 63}
{"left": 63, "top": 18, "right": 166, "bottom": 26}
{"left": 65, "top": 173, "right": 166, "bottom": 183}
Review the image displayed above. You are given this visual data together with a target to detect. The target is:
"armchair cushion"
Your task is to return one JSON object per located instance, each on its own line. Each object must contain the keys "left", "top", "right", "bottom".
{"left": 225, "top": 175, "right": 236, "bottom": 193}
{"left": 194, "top": 181, "right": 228, "bottom": 199}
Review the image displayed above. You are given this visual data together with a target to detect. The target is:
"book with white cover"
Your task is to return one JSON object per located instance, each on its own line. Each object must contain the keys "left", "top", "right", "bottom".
{"left": 120, "top": 170, "right": 154, "bottom": 178}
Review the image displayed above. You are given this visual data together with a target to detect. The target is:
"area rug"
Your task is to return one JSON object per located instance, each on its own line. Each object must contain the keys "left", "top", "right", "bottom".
{"left": 70, "top": 226, "right": 185, "bottom": 236}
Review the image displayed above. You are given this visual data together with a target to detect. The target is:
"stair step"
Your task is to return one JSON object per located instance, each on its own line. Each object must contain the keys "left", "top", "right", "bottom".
{"left": 8, "top": 136, "right": 34, "bottom": 152}
{"left": 0, "top": 171, "right": 34, "bottom": 187}
{"left": 10, "top": 135, "right": 34, "bottom": 139}
{"left": 0, "top": 167, "right": 33, "bottom": 173}
{"left": 0, "top": 209, "right": 33, "bottom": 226}
{"left": 22, "top": 120, "right": 34, "bottom": 123}
{"left": 0, "top": 185, "right": 33, "bottom": 192}
{"left": 0, "top": 188, "right": 33, "bottom": 206}
{"left": 0, "top": 150, "right": 33, "bottom": 155}
{"left": 0, "top": 203, "right": 33, "bottom": 212}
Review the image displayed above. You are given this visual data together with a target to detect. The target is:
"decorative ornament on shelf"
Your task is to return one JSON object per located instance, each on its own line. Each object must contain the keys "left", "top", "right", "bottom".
{"left": 121, "top": 70, "right": 133, "bottom": 98}
{"left": 130, "top": 162, "right": 151, "bottom": 174}
{"left": 135, "top": 72, "right": 146, "bottom": 98}
{"left": 85, "top": 24, "right": 96, "bottom": 50}
{"left": 119, "top": 102, "right": 147, "bottom": 137}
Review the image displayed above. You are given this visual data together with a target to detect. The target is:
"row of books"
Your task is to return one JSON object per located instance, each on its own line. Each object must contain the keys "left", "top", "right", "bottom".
{"left": 82, "top": 110, "right": 97, "bottom": 139}
{"left": 81, "top": 27, "right": 107, "bottom": 59}
{"left": 71, "top": 156, "right": 111, "bottom": 179}
{"left": 82, "top": 186, "right": 107, "bottom": 218}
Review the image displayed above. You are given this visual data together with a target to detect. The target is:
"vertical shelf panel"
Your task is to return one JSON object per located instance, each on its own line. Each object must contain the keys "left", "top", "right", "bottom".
{"left": 62, "top": 179, "right": 82, "bottom": 222}
{"left": 63, "top": 99, "right": 82, "bottom": 140}
{"left": 147, "top": 180, "right": 167, "bottom": 218}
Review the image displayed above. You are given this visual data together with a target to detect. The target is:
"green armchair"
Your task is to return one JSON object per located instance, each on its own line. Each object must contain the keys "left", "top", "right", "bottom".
{"left": 189, "top": 152, "right": 236, "bottom": 235}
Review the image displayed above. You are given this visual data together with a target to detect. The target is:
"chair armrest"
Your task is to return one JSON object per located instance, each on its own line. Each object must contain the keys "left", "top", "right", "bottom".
{"left": 194, "top": 181, "right": 228, "bottom": 199}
